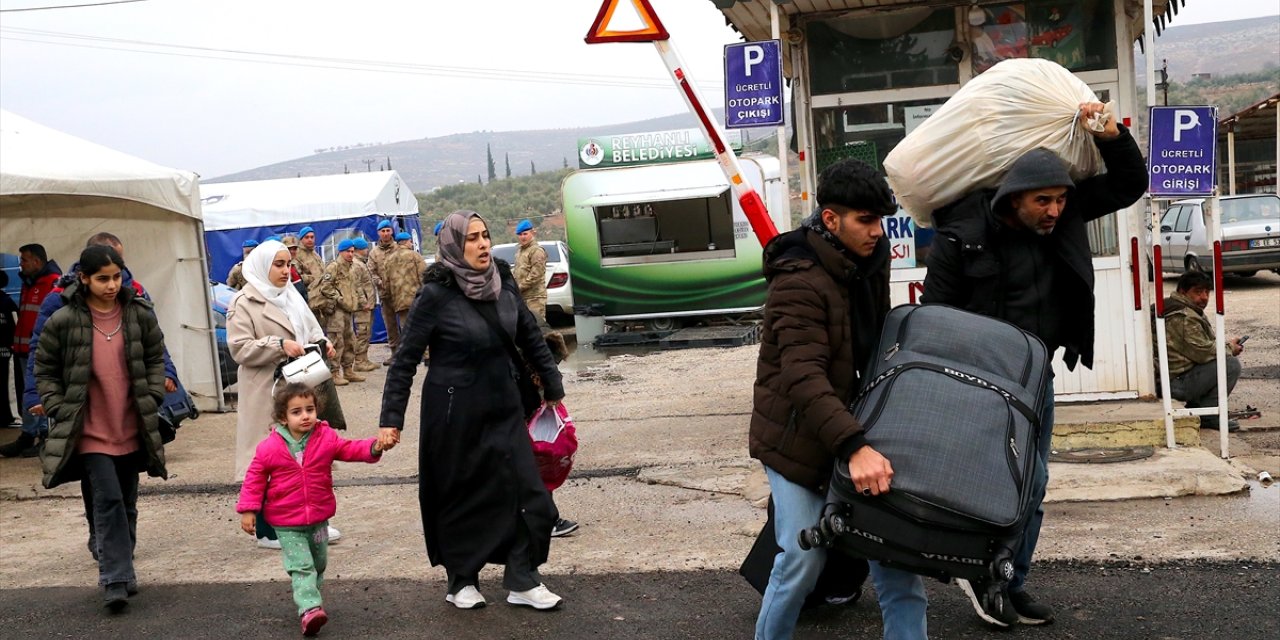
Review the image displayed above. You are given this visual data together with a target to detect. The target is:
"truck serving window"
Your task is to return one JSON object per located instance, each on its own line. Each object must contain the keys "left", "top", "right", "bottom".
{"left": 594, "top": 192, "right": 737, "bottom": 266}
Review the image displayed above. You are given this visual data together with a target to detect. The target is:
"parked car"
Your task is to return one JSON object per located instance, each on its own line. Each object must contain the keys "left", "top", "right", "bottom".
{"left": 210, "top": 281, "right": 238, "bottom": 388}
{"left": 1151, "top": 194, "right": 1280, "bottom": 277}
{"left": 491, "top": 240, "right": 573, "bottom": 324}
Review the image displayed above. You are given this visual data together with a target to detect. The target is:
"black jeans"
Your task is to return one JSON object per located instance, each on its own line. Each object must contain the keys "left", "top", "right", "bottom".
{"left": 83, "top": 453, "right": 139, "bottom": 587}
{"left": 1170, "top": 356, "right": 1242, "bottom": 411}
{"left": 445, "top": 520, "right": 541, "bottom": 595}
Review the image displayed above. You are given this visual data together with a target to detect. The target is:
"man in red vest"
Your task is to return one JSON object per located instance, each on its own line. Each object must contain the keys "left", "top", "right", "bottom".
{"left": 0, "top": 244, "right": 60, "bottom": 457}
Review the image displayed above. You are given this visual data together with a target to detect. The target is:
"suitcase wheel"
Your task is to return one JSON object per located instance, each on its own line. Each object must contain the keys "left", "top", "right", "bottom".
{"left": 991, "top": 549, "right": 1015, "bottom": 583}
{"left": 798, "top": 526, "right": 829, "bottom": 551}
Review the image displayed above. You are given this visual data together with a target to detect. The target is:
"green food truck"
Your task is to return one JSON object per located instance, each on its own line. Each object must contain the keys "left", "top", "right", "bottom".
{"left": 563, "top": 128, "right": 790, "bottom": 332}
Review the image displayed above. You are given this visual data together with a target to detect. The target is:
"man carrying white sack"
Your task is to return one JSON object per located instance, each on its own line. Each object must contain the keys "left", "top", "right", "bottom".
{"left": 921, "top": 102, "right": 1147, "bottom": 628}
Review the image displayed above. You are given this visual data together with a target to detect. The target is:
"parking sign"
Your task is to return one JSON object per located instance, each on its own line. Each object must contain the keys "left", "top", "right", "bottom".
{"left": 1148, "top": 106, "right": 1217, "bottom": 197}
{"left": 724, "top": 40, "right": 784, "bottom": 129}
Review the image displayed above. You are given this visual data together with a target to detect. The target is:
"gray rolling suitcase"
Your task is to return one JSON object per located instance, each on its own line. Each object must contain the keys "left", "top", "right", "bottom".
{"left": 800, "top": 304, "right": 1050, "bottom": 588}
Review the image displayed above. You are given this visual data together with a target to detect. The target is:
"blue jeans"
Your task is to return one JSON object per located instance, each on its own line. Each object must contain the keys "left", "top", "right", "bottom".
{"left": 16, "top": 355, "right": 47, "bottom": 438}
{"left": 756, "top": 466, "right": 826, "bottom": 640}
{"left": 1010, "top": 377, "right": 1055, "bottom": 593}
{"left": 868, "top": 561, "right": 928, "bottom": 640}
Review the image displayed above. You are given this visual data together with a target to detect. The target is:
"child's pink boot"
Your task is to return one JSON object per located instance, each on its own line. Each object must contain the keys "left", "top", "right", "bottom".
{"left": 301, "top": 607, "right": 328, "bottom": 636}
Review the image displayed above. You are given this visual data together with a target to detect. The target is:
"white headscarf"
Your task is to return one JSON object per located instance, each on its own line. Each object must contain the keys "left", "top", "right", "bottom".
{"left": 242, "top": 240, "right": 324, "bottom": 343}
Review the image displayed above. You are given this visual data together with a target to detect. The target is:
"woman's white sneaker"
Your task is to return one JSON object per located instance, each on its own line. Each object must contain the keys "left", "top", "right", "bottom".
{"left": 326, "top": 526, "right": 342, "bottom": 542}
{"left": 507, "top": 584, "right": 563, "bottom": 610}
{"left": 445, "top": 586, "right": 487, "bottom": 609}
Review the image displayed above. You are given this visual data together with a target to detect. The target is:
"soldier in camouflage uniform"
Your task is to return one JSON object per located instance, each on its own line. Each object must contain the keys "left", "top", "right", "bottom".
{"left": 350, "top": 237, "right": 379, "bottom": 372}
{"left": 317, "top": 239, "right": 365, "bottom": 385}
{"left": 294, "top": 226, "right": 325, "bottom": 290}
{"left": 512, "top": 219, "right": 548, "bottom": 322}
{"left": 225, "top": 239, "right": 258, "bottom": 289}
{"left": 367, "top": 220, "right": 401, "bottom": 362}
{"left": 1158, "top": 270, "right": 1245, "bottom": 431}
{"left": 382, "top": 233, "right": 427, "bottom": 356}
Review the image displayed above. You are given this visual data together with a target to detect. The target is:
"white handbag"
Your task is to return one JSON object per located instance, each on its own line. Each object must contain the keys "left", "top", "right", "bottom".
{"left": 277, "top": 346, "right": 331, "bottom": 389}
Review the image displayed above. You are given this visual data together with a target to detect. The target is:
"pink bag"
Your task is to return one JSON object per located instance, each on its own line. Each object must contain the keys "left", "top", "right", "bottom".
{"left": 527, "top": 402, "right": 578, "bottom": 492}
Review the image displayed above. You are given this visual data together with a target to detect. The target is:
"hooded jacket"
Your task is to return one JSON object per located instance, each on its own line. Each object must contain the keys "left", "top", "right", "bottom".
{"left": 35, "top": 285, "right": 168, "bottom": 489}
{"left": 236, "top": 421, "right": 381, "bottom": 527}
{"left": 749, "top": 228, "right": 891, "bottom": 492}
{"left": 921, "top": 125, "right": 1147, "bottom": 370}
{"left": 23, "top": 266, "right": 178, "bottom": 411}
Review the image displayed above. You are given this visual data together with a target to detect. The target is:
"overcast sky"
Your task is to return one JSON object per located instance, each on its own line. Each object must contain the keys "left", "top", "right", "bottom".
{"left": 1, "top": 0, "right": 1276, "bottom": 178}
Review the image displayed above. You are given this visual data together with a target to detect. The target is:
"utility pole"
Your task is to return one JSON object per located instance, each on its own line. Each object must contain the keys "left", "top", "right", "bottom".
{"left": 1155, "top": 59, "right": 1170, "bottom": 106}
{"left": 361, "top": 158, "right": 376, "bottom": 172}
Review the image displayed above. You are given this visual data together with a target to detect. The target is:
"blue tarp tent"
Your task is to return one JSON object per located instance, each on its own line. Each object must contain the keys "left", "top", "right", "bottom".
{"left": 202, "top": 171, "right": 423, "bottom": 343}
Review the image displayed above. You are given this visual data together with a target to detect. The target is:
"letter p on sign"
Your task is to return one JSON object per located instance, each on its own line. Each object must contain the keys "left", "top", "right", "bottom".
{"left": 743, "top": 45, "right": 764, "bottom": 77}
{"left": 1173, "top": 109, "right": 1201, "bottom": 143}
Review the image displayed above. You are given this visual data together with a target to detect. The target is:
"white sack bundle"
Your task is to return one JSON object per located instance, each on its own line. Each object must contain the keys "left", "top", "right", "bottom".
{"left": 884, "top": 58, "right": 1107, "bottom": 228}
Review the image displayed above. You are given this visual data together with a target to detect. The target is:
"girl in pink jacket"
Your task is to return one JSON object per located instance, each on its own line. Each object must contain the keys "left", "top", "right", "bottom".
{"left": 236, "top": 383, "right": 392, "bottom": 637}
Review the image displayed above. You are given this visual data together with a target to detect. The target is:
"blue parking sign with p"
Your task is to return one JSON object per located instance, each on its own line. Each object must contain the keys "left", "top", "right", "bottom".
{"left": 1148, "top": 106, "right": 1217, "bottom": 197}
{"left": 724, "top": 40, "right": 784, "bottom": 129}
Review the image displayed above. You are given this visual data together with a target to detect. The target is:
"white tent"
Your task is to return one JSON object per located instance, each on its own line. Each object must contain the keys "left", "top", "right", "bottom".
{"left": 200, "top": 171, "right": 422, "bottom": 289}
{"left": 201, "top": 171, "right": 419, "bottom": 231}
{"left": 0, "top": 109, "right": 223, "bottom": 411}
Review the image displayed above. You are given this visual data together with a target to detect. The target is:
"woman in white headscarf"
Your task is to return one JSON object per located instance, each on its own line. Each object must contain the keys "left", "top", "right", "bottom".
{"left": 226, "top": 239, "right": 339, "bottom": 548}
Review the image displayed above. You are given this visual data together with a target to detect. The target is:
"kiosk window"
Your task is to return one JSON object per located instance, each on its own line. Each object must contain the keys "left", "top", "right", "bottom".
{"left": 806, "top": 9, "right": 958, "bottom": 95}
{"left": 595, "top": 194, "right": 736, "bottom": 266}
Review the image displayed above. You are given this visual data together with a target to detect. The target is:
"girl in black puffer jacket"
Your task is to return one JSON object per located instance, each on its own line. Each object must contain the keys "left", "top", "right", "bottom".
{"left": 35, "top": 245, "right": 167, "bottom": 611}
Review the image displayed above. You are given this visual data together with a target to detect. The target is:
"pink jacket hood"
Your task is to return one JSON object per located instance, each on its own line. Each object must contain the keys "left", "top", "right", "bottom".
{"left": 236, "top": 421, "right": 380, "bottom": 527}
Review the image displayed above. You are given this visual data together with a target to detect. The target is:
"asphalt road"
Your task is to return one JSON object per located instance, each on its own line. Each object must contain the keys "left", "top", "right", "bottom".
{"left": 1, "top": 561, "right": 1275, "bottom": 640}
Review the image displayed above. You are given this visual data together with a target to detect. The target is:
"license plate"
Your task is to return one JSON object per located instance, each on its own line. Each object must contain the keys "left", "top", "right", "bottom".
{"left": 1249, "top": 237, "right": 1280, "bottom": 248}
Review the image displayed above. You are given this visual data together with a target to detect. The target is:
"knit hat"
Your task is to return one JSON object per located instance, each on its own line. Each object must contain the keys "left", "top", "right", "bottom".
{"left": 299, "top": 226, "right": 315, "bottom": 237}
{"left": 515, "top": 219, "right": 534, "bottom": 234}
{"left": 377, "top": 220, "right": 393, "bottom": 230}
{"left": 337, "top": 239, "right": 355, "bottom": 252}
{"left": 265, "top": 234, "right": 283, "bottom": 243}
{"left": 433, "top": 221, "right": 444, "bottom": 236}
{"left": 992, "top": 148, "right": 1075, "bottom": 210}
{"left": 395, "top": 231, "right": 411, "bottom": 241}
{"left": 352, "top": 237, "right": 369, "bottom": 250}
{"left": 242, "top": 239, "right": 259, "bottom": 248}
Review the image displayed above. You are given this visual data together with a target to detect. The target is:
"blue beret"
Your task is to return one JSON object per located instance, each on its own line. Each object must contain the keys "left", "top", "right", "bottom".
{"left": 265, "top": 234, "right": 282, "bottom": 243}
{"left": 377, "top": 220, "right": 393, "bottom": 230}
{"left": 352, "top": 237, "right": 369, "bottom": 250}
{"left": 433, "top": 221, "right": 444, "bottom": 236}
{"left": 515, "top": 219, "right": 533, "bottom": 234}
{"left": 299, "top": 226, "right": 315, "bottom": 237}
{"left": 395, "top": 232, "right": 411, "bottom": 241}
{"left": 337, "top": 239, "right": 355, "bottom": 251}
{"left": 242, "top": 239, "right": 259, "bottom": 248}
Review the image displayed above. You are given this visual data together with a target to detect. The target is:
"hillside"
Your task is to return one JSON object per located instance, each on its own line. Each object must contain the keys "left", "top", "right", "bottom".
{"left": 212, "top": 16, "right": 1278, "bottom": 192}
{"left": 1135, "top": 16, "right": 1279, "bottom": 84}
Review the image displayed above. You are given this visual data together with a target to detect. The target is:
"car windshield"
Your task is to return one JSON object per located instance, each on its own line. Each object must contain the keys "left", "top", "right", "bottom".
{"left": 543, "top": 243, "right": 561, "bottom": 262}
{"left": 491, "top": 245, "right": 516, "bottom": 263}
{"left": 1222, "top": 196, "right": 1280, "bottom": 223}
{"left": 491, "top": 242, "right": 559, "bottom": 263}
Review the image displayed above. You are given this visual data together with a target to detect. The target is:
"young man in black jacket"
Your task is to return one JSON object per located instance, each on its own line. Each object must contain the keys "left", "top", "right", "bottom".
{"left": 922, "top": 102, "right": 1148, "bottom": 627}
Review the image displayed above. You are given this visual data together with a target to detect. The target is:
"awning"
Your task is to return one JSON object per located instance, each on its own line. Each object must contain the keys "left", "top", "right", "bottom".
{"left": 1221, "top": 93, "right": 1279, "bottom": 143}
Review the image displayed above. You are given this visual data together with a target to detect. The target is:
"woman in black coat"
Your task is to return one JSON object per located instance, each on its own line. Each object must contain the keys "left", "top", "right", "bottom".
{"left": 379, "top": 211, "right": 566, "bottom": 612}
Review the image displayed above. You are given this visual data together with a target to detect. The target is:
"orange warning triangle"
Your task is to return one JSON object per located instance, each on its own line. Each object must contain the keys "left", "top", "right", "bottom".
{"left": 585, "top": 0, "right": 669, "bottom": 44}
